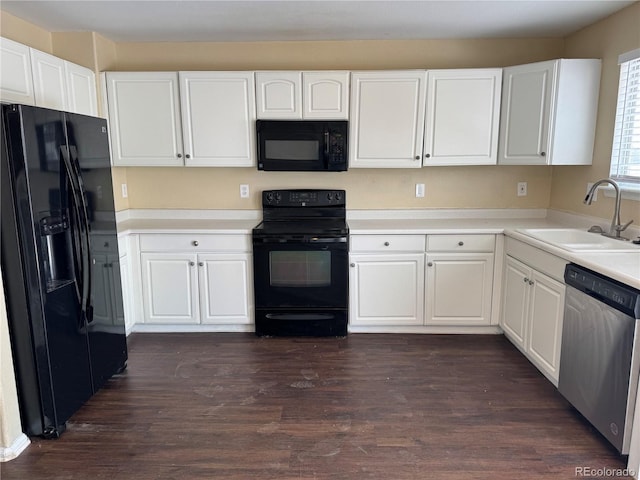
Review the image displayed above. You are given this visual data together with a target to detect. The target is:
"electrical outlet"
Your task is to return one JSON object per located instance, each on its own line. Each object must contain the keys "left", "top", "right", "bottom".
{"left": 517, "top": 182, "right": 527, "bottom": 197}
{"left": 121, "top": 183, "right": 128, "bottom": 198}
{"left": 240, "top": 184, "right": 250, "bottom": 198}
{"left": 415, "top": 183, "right": 425, "bottom": 198}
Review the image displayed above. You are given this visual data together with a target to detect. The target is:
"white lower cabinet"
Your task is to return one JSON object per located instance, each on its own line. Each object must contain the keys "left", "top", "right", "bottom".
{"left": 198, "top": 254, "right": 252, "bottom": 324}
{"left": 138, "top": 234, "right": 253, "bottom": 328}
{"left": 141, "top": 253, "right": 199, "bottom": 324}
{"left": 349, "top": 233, "right": 495, "bottom": 330}
{"left": 501, "top": 246, "right": 566, "bottom": 385}
{"left": 425, "top": 252, "right": 494, "bottom": 325}
{"left": 349, "top": 253, "right": 425, "bottom": 326}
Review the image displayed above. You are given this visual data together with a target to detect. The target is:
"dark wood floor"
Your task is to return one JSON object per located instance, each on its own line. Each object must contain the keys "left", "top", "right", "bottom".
{"left": 1, "top": 333, "right": 631, "bottom": 479}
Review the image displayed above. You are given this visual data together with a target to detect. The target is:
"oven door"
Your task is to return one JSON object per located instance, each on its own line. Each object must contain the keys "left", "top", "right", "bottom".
{"left": 253, "top": 236, "right": 348, "bottom": 309}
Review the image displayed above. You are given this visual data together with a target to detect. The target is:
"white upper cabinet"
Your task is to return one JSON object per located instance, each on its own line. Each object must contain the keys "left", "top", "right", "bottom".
{"left": 105, "top": 72, "right": 184, "bottom": 166}
{"left": 350, "top": 70, "right": 427, "bottom": 168}
{"left": 498, "top": 59, "right": 601, "bottom": 165}
{"left": 179, "top": 71, "right": 256, "bottom": 167}
{"left": 423, "top": 69, "right": 502, "bottom": 166}
{"left": 255, "top": 71, "right": 302, "bottom": 119}
{"left": 30, "top": 49, "right": 68, "bottom": 111}
{"left": 0, "top": 37, "right": 35, "bottom": 105}
{"left": 1, "top": 37, "right": 97, "bottom": 115}
{"left": 65, "top": 61, "right": 98, "bottom": 116}
{"left": 255, "top": 71, "right": 349, "bottom": 119}
{"left": 302, "top": 72, "right": 350, "bottom": 119}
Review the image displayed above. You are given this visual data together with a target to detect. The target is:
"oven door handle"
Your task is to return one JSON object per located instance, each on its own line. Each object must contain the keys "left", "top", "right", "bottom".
{"left": 309, "top": 237, "right": 347, "bottom": 243}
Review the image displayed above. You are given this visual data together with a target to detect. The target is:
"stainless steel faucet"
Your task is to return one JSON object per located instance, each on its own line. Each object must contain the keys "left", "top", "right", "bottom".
{"left": 584, "top": 178, "right": 633, "bottom": 240}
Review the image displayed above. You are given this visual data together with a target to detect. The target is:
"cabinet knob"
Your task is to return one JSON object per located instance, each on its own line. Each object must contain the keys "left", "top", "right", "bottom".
{"left": 192, "top": 240, "right": 199, "bottom": 246}
{"left": 186, "top": 154, "right": 191, "bottom": 159}
{"left": 177, "top": 153, "right": 183, "bottom": 158}
{"left": 384, "top": 241, "right": 390, "bottom": 246}
{"left": 350, "top": 263, "right": 356, "bottom": 268}
{"left": 415, "top": 155, "right": 420, "bottom": 160}
{"left": 198, "top": 262, "right": 204, "bottom": 267}
{"left": 523, "top": 277, "right": 529, "bottom": 284}
{"left": 189, "top": 261, "right": 195, "bottom": 266}
{"left": 528, "top": 280, "right": 535, "bottom": 286}
{"left": 458, "top": 241, "right": 464, "bottom": 246}
{"left": 104, "top": 241, "right": 109, "bottom": 247}
{"left": 540, "top": 152, "right": 546, "bottom": 157}
{"left": 427, "top": 262, "right": 433, "bottom": 267}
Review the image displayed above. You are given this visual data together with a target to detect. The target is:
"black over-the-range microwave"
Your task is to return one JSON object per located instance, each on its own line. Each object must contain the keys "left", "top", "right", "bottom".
{"left": 256, "top": 120, "right": 348, "bottom": 171}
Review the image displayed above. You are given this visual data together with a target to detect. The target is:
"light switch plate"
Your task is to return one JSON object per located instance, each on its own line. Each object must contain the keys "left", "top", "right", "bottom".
{"left": 415, "top": 183, "right": 425, "bottom": 198}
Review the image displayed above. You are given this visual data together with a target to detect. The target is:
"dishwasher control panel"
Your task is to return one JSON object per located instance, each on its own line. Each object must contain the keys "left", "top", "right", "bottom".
{"left": 565, "top": 264, "right": 640, "bottom": 318}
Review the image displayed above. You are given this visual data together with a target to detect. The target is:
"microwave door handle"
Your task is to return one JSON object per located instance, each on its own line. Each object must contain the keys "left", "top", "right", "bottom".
{"left": 324, "top": 131, "right": 330, "bottom": 155}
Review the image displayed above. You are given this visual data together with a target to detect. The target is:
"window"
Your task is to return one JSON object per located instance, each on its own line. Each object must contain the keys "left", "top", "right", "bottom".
{"left": 610, "top": 49, "right": 640, "bottom": 186}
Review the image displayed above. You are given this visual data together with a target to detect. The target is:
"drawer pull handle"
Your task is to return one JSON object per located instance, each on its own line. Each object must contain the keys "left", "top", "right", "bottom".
{"left": 384, "top": 242, "right": 390, "bottom": 246}
{"left": 458, "top": 241, "right": 464, "bottom": 246}
{"left": 192, "top": 241, "right": 199, "bottom": 246}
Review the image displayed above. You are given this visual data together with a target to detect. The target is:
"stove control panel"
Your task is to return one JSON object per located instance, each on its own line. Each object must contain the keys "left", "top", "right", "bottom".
{"left": 263, "top": 189, "right": 346, "bottom": 207}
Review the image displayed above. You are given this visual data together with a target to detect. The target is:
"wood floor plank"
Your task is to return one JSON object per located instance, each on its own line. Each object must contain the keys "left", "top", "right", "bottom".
{"left": 0, "top": 333, "right": 632, "bottom": 479}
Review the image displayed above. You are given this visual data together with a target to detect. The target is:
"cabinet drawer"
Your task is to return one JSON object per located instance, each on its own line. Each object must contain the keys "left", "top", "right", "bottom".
{"left": 140, "top": 234, "right": 251, "bottom": 252}
{"left": 427, "top": 234, "right": 495, "bottom": 252}
{"left": 350, "top": 235, "right": 425, "bottom": 252}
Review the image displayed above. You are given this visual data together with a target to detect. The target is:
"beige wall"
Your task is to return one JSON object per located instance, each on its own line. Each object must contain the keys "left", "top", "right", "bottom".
{"left": 0, "top": 271, "right": 23, "bottom": 458}
{"left": 551, "top": 2, "right": 640, "bottom": 222}
{"left": 0, "top": 10, "right": 51, "bottom": 52}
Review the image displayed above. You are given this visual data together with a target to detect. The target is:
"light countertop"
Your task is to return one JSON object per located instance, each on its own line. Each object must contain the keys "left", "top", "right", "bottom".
{"left": 116, "top": 211, "right": 640, "bottom": 290}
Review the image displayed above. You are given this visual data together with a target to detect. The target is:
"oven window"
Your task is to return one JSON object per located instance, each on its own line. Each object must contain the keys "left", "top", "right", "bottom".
{"left": 265, "top": 140, "right": 319, "bottom": 161}
{"left": 269, "top": 251, "right": 331, "bottom": 287}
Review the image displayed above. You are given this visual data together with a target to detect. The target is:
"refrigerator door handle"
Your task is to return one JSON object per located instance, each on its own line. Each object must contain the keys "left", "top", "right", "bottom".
{"left": 60, "top": 145, "right": 92, "bottom": 326}
{"left": 68, "top": 145, "right": 94, "bottom": 324}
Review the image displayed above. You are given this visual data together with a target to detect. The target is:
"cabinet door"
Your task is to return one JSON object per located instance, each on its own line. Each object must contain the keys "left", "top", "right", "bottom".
{"left": 91, "top": 254, "right": 114, "bottom": 327}
{"left": 255, "top": 72, "right": 302, "bottom": 119}
{"left": 425, "top": 253, "right": 494, "bottom": 326}
{"left": 140, "top": 253, "right": 199, "bottom": 324}
{"left": 109, "top": 255, "right": 125, "bottom": 327}
{"left": 498, "top": 61, "right": 555, "bottom": 165}
{"left": 501, "top": 256, "right": 531, "bottom": 349}
{"left": 423, "top": 69, "right": 501, "bottom": 166}
{"left": 349, "top": 253, "right": 425, "bottom": 326}
{"left": 302, "top": 72, "right": 349, "bottom": 119}
{"left": 179, "top": 72, "right": 256, "bottom": 167}
{"left": 198, "top": 254, "right": 253, "bottom": 324}
{"left": 105, "top": 72, "right": 183, "bottom": 166}
{"left": 65, "top": 62, "right": 97, "bottom": 116}
{"left": 0, "top": 37, "right": 35, "bottom": 104}
{"left": 527, "top": 270, "right": 565, "bottom": 383}
{"left": 350, "top": 71, "right": 426, "bottom": 168}
{"left": 31, "top": 49, "right": 68, "bottom": 110}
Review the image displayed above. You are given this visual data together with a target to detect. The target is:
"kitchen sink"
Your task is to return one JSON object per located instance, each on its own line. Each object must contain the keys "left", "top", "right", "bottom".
{"left": 515, "top": 228, "right": 640, "bottom": 252}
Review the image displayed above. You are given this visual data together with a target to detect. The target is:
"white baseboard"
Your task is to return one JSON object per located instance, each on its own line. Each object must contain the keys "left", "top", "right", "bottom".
{"left": 0, "top": 433, "right": 30, "bottom": 462}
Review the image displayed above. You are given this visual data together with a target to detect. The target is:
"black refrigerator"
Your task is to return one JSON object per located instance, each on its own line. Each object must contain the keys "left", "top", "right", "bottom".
{"left": 1, "top": 104, "right": 128, "bottom": 438}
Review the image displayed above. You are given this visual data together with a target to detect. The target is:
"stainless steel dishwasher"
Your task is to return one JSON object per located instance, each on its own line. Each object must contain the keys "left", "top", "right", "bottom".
{"left": 558, "top": 263, "right": 640, "bottom": 455}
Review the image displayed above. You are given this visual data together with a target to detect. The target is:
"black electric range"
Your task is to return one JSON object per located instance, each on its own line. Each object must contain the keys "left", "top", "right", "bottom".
{"left": 252, "top": 189, "right": 348, "bottom": 336}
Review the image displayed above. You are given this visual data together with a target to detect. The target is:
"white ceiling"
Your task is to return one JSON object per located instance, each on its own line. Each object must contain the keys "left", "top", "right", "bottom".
{"left": 1, "top": 0, "right": 635, "bottom": 43}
